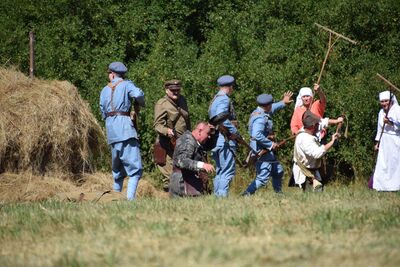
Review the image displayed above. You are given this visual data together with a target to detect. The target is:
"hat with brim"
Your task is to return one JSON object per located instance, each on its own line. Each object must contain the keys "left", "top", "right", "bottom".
{"left": 165, "top": 79, "right": 182, "bottom": 90}
{"left": 257, "top": 94, "right": 273, "bottom": 106}
{"left": 108, "top": 62, "right": 127, "bottom": 74}
{"left": 217, "top": 75, "right": 235, "bottom": 87}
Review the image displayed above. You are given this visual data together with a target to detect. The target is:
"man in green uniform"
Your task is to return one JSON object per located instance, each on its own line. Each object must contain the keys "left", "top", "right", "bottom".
{"left": 153, "top": 80, "right": 191, "bottom": 192}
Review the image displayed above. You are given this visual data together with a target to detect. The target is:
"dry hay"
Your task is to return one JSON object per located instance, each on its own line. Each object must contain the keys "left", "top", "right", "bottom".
{"left": 0, "top": 172, "right": 76, "bottom": 202}
{"left": 0, "top": 67, "right": 107, "bottom": 174}
{"left": 0, "top": 172, "right": 168, "bottom": 203}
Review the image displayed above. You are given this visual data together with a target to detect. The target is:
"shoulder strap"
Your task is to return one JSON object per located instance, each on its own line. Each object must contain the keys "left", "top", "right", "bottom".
{"left": 164, "top": 96, "right": 190, "bottom": 128}
{"left": 108, "top": 80, "right": 124, "bottom": 112}
{"left": 208, "top": 93, "right": 224, "bottom": 113}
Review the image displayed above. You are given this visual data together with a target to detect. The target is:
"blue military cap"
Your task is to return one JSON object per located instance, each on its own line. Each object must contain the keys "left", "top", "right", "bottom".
{"left": 108, "top": 62, "right": 127, "bottom": 74}
{"left": 217, "top": 75, "right": 235, "bottom": 86}
{"left": 257, "top": 94, "right": 273, "bottom": 105}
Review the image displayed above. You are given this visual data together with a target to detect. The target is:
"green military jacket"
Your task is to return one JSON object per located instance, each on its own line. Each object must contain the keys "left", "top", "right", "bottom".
{"left": 153, "top": 95, "right": 191, "bottom": 138}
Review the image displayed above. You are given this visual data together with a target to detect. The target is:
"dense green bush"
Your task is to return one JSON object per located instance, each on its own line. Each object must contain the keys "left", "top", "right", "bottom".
{"left": 1, "top": 0, "right": 399, "bottom": 180}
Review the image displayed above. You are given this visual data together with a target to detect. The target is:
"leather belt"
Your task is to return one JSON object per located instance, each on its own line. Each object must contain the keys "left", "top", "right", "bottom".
{"left": 106, "top": 111, "right": 130, "bottom": 118}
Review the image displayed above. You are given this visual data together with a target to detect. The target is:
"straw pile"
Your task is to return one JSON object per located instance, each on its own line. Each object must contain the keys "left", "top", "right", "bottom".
{"left": 0, "top": 172, "right": 169, "bottom": 202}
{"left": 0, "top": 67, "right": 107, "bottom": 174}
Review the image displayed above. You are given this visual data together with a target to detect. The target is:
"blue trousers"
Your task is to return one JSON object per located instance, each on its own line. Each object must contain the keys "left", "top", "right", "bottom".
{"left": 111, "top": 138, "right": 143, "bottom": 200}
{"left": 212, "top": 143, "right": 236, "bottom": 197}
{"left": 244, "top": 160, "right": 283, "bottom": 194}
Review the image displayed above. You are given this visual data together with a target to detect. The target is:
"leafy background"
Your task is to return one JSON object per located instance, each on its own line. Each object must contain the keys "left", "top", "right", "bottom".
{"left": 1, "top": 0, "right": 399, "bottom": 181}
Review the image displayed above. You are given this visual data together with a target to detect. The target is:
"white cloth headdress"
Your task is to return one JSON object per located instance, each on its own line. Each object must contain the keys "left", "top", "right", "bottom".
{"left": 295, "top": 87, "right": 313, "bottom": 108}
{"left": 379, "top": 90, "right": 398, "bottom": 105}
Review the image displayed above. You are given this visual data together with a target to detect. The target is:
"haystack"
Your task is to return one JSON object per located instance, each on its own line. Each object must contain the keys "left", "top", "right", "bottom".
{"left": 0, "top": 67, "right": 107, "bottom": 174}
{"left": 0, "top": 172, "right": 169, "bottom": 202}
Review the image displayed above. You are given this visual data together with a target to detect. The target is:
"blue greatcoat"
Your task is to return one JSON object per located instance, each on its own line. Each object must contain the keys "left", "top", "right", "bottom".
{"left": 244, "top": 102, "right": 286, "bottom": 194}
{"left": 100, "top": 77, "right": 145, "bottom": 200}
{"left": 208, "top": 90, "right": 239, "bottom": 197}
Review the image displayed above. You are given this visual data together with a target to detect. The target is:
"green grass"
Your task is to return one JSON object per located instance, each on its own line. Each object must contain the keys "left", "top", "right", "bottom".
{"left": 0, "top": 185, "right": 399, "bottom": 267}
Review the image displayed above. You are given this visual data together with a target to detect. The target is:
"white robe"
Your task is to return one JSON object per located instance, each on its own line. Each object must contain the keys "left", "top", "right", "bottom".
{"left": 373, "top": 104, "right": 400, "bottom": 191}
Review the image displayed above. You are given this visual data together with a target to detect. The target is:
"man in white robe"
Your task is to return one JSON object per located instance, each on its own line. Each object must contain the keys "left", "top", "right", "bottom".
{"left": 293, "top": 110, "right": 339, "bottom": 191}
{"left": 373, "top": 91, "right": 400, "bottom": 191}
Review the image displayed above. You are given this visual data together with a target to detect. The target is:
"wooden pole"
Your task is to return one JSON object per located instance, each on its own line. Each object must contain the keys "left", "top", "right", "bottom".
{"left": 376, "top": 73, "right": 400, "bottom": 93}
{"left": 376, "top": 91, "right": 394, "bottom": 148}
{"left": 314, "top": 23, "right": 357, "bottom": 44}
{"left": 317, "top": 33, "right": 336, "bottom": 84}
{"left": 375, "top": 74, "right": 399, "bottom": 148}
{"left": 29, "top": 31, "right": 35, "bottom": 78}
{"left": 314, "top": 23, "right": 357, "bottom": 84}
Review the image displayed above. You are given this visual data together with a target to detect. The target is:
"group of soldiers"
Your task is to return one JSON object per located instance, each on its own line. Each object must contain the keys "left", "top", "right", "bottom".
{"left": 153, "top": 74, "right": 343, "bottom": 197}
{"left": 100, "top": 61, "right": 399, "bottom": 200}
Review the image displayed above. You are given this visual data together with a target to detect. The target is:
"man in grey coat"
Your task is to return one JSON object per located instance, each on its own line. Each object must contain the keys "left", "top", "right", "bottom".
{"left": 169, "top": 122, "right": 216, "bottom": 197}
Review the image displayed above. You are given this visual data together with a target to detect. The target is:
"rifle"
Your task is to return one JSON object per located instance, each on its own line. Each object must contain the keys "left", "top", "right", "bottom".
{"left": 218, "top": 125, "right": 256, "bottom": 153}
{"left": 209, "top": 111, "right": 230, "bottom": 127}
{"left": 276, "top": 134, "right": 297, "bottom": 148}
{"left": 231, "top": 134, "right": 256, "bottom": 153}
{"left": 209, "top": 112, "right": 251, "bottom": 167}
{"left": 244, "top": 135, "right": 296, "bottom": 167}
{"left": 130, "top": 102, "right": 140, "bottom": 131}
{"left": 259, "top": 134, "right": 296, "bottom": 156}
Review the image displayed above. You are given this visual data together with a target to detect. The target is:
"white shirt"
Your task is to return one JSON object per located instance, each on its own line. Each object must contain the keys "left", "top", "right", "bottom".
{"left": 292, "top": 129, "right": 327, "bottom": 186}
{"left": 293, "top": 129, "right": 326, "bottom": 168}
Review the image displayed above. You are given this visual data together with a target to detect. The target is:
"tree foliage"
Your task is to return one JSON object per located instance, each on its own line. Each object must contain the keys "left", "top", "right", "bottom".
{"left": 1, "top": 0, "right": 399, "bottom": 180}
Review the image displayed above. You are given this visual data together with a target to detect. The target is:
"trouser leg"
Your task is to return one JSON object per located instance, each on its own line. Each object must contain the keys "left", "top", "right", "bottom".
{"left": 120, "top": 138, "right": 143, "bottom": 200}
{"left": 157, "top": 154, "right": 173, "bottom": 191}
{"left": 213, "top": 144, "right": 235, "bottom": 197}
{"left": 212, "top": 149, "right": 221, "bottom": 195}
{"left": 271, "top": 162, "right": 284, "bottom": 193}
{"left": 244, "top": 160, "right": 271, "bottom": 195}
{"left": 169, "top": 172, "right": 184, "bottom": 198}
{"left": 111, "top": 142, "right": 126, "bottom": 192}
{"left": 243, "top": 161, "right": 283, "bottom": 194}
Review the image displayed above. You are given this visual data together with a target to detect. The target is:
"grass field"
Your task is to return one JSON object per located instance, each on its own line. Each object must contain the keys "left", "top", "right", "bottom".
{"left": 1, "top": 183, "right": 399, "bottom": 267}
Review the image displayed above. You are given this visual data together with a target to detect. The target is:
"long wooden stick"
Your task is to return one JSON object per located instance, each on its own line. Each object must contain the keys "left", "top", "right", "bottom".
{"left": 376, "top": 73, "right": 400, "bottom": 93}
{"left": 375, "top": 74, "right": 399, "bottom": 148}
{"left": 314, "top": 23, "right": 357, "bottom": 44}
{"left": 376, "top": 91, "right": 394, "bottom": 148}
{"left": 29, "top": 31, "right": 35, "bottom": 79}
{"left": 317, "top": 34, "right": 340, "bottom": 84}
{"left": 315, "top": 23, "right": 357, "bottom": 84}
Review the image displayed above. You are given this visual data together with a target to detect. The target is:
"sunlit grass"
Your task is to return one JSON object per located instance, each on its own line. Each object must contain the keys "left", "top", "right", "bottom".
{"left": 0, "top": 185, "right": 399, "bottom": 267}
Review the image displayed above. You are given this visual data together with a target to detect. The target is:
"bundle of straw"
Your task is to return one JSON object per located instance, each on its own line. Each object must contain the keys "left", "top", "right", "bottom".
{"left": 0, "top": 67, "right": 107, "bottom": 175}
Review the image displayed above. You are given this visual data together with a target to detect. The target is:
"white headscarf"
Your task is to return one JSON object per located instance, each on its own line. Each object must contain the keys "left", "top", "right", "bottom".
{"left": 379, "top": 90, "right": 398, "bottom": 105}
{"left": 295, "top": 87, "right": 313, "bottom": 108}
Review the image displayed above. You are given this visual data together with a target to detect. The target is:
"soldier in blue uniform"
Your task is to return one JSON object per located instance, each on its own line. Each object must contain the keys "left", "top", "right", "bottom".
{"left": 242, "top": 92, "right": 293, "bottom": 195}
{"left": 99, "top": 62, "right": 145, "bottom": 200}
{"left": 208, "top": 75, "right": 239, "bottom": 197}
